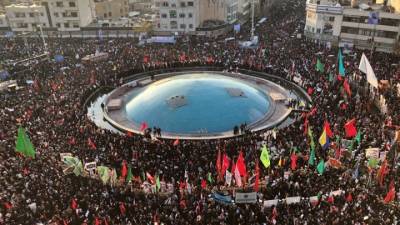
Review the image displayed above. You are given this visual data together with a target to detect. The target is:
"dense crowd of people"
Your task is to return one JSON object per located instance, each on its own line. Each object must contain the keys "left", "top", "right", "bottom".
{"left": 1, "top": 0, "right": 400, "bottom": 224}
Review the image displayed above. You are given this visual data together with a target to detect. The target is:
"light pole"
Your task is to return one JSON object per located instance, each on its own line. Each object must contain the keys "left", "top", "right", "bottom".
{"left": 251, "top": 0, "right": 255, "bottom": 39}
{"left": 34, "top": 10, "right": 48, "bottom": 53}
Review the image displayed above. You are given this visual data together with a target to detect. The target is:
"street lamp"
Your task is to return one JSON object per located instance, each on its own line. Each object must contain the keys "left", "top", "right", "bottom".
{"left": 34, "top": 9, "right": 48, "bottom": 53}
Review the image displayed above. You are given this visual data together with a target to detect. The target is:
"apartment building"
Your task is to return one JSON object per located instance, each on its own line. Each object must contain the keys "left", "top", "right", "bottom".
{"left": 154, "top": 0, "right": 241, "bottom": 33}
{"left": 95, "top": 0, "right": 129, "bottom": 20}
{"left": 305, "top": 0, "right": 400, "bottom": 52}
{"left": 5, "top": 4, "right": 49, "bottom": 32}
{"left": 154, "top": 0, "right": 199, "bottom": 32}
{"left": 129, "top": 0, "right": 154, "bottom": 14}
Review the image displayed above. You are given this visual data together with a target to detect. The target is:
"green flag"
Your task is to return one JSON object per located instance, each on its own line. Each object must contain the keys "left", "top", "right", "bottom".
{"left": 97, "top": 166, "right": 110, "bottom": 184}
{"left": 316, "top": 58, "right": 324, "bottom": 73}
{"left": 126, "top": 165, "right": 133, "bottom": 183}
{"left": 328, "top": 72, "right": 334, "bottom": 82}
{"left": 355, "top": 132, "right": 362, "bottom": 145}
{"left": 156, "top": 175, "right": 161, "bottom": 191}
{"left": 308, "top": 127, "right": 315, "bottom": 151}
{"left": 309, "top": 148, "right": 316, "bottom": 166}
{"left": 260, "top": 145, "right": 271, "bottom": 168}
{"left": 317, "top": 160, "right": 325, "bottom": 175}
{"left": 207, "top": 172, "right": 214, "bottom": 184}
{"left": 16, "top": 127, "right": 36, "bottom": 158}
{"left": 368, "top": 158, "right": 379, "bottom": 168}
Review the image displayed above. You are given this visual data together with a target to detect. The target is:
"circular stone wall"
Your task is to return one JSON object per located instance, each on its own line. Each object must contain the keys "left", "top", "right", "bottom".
{"left": 125, "top": 73, "right": 271, "bottom": 134}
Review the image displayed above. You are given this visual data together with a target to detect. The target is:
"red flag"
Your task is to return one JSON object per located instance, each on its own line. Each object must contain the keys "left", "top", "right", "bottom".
{"left": 303, "top": 118, "right": 309, "bottom": 136}
{"left": 308, "top": 107, "right": 317, "bottom": 117}
{"left": 327, "top": 195, "right": 334, "bottom": 204}
{"left": 346, "top": 193, "right": 353, "bottom": 202}
{"left": 221, "top": 154, "right": 230, "bottom": 177}
{"left": 143, "top": 55, "right": 150, "bottom": 63}
{"left": 377, "top": 160, "right": 388, "bottom": 187}
{"left": 126, "top": 131, "right": 133, "bottom": 137}
{"left": 119, "top": 202, "right": 126, "bottom": 215}
{"left": 290, "top": 153, "right": 298, "bottom": 170}
{"left": 121, "top": 160, "right": 127, "bottom": 179}
{"left": 344, "top": 119, "right": 357, "bottom": 138}
{"left": 324, "top": 120, "right": 333, "bottom": 138}
{"left": 94, "top": 217, "right": 101, "bottom": 225}
{"left": 68, "top": 137, "right": 76, "bottom": 145}
{"left": 307, "top": 87, "right": 314, "bottom": 95}
{"left": 343, "top": 78, "right": 351, "bottom": 97}
{"left": 103, "top": 218, "right": 109, "bottom": 225}
{"left": 4, "top": 202, "right": 12, "bottom": 210}
{"left": 201, "top": 179, "right": 207, "bottom": 189}
{"left": 254, "top": 159, "right": 260, "bottom": 192}
{"left": 87, "top": 138, "right": 96, "bottom": 150}
{"left": 146, "top": 172, "right": 155, "bottom": 184}
{"left": 179, "top": 53, "right": 186, "bottom": 62}
{"left": 140, "top": 122, "right": 148, "bottom": 132}
{"left": 384, "top": 180, "right": 395, "bottom": 203}
{"left": 179, "top": 181, "right": 187, "bottom": 190}
{"left": 173, "top": 138, "right": 180, "bottom": 146}
{"left": 70, "top": 198, "right": 77, "bottom": 210}
{"left": 271, "top": 207, "right": 278, "bottom": 221}
{"left": 236, "top": 151, "right": 247, "bottom": 177}
{"left": 216, "top": 149, "right": 221, "bottom": 179}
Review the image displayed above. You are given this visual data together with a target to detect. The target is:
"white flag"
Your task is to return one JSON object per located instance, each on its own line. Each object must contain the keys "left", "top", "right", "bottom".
{"left": 359, "top": 53, "right": 379, "bottom": 88}
{"left": 234, "top": 164, "right": 242, "bottom": 187}
{"left": 225, "top": 170, "right": 232, "bottom": 186}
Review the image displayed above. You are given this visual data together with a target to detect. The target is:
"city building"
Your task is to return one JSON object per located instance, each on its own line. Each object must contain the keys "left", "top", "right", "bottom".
{"left": 0, "top": 14, "right": 9, "bottom": 28}
{"left": 304, "top": 0, "right": 400, "bottom": 53}
{"left": 94, "top": 0, "right": 129, "bottom": 21}
{"left": 33, "top": 0, "right": 95, "bottom": 31}
{"left": 154, "top": 0, "right": 199, "bottom": 33}
{"left": 154, "top": 0, "right": 242, "bottom": 34}
{"left": 5, "top": 4, "right": 49, "bottom": 32}
{"left": 129, "top": 0, "right": 154, "bottom": 14}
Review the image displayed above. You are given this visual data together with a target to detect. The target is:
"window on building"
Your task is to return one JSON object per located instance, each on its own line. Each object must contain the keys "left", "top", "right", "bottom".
{"left": 56, "top": 1, "right": 63, "bottom": 7}
{"left": 109, "top": 12, "right": 112, "bottom": 17}
{"left": 56, "top": 23, "right": 60, "bottom": 28}
{"left": 180, "top": 24, "right": 186, "bottom": 29}
{"left": 157, "top": 23, "right": 160, "bottom": 28}
{"left": 104, "top": 13, "right": 107, "bottom": 18}
{"left": 155, "top": 2, "right": 160, "bottom": 7}
{"left": 29, "top": 13, "right": 35, "bottom": 17}
{"left": 180, "top": 2, "right": 186, "bottom": 7}
{"left": 73, "top": 23, "right": 79, "bottom": 28}
{"left": 341, "top": 26, "right": 358, "bottom": 34}
{"left": 62, "top": 12, "right": 66, "bottom": 17}
{"left": 170, "top": 21, "right": 178, "bottom": 29}
{"left": 69, "top": 1, "right": 76, "bottom": 7}
{"left": 162, "top": 2, "right": 169, "bottom": 7}
{"left": 71, "top": 12, "right": 78, "bottom": 17}
{"left": 317, "top": 28, "right": 321, "bottom": 33}
{"left": 188, "top": 13, "right": 192, "bottom": 18}
{"left": 169, "top": 10, "right": 177, "bottom": 18}
{"left": 0, "top": 20, "right": 3, "bottom": 25}
{"left": 329, "top": 17, "right": 334, "bottom": 22}
{"left": 40, "top": 13, "right": 44, "bottom": 16}
{"left": 189, "top": 24, "right": 193, "bottom": 29}
{"left": 161, "top": 13, "right": 167, "bottom": 18}
{"left": 188, "top": 1, "right": 194, "bottom": 6}
{"left": 179, "top": 13, "right": 185, "bottom": 18}
{"left": 17, "top": 23, "right": 28, "bottom": 28}
{"left": 64, "top": 23, "right": 70, "bottom": 28}
{"left": 54, "top": 12, "right": 59, "bottom": 17}
{"left": 15, "top": 12, "right": 26, "bottom": 18}
{"left": 171, "top": 3, "right": 176, "bottom": 7}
